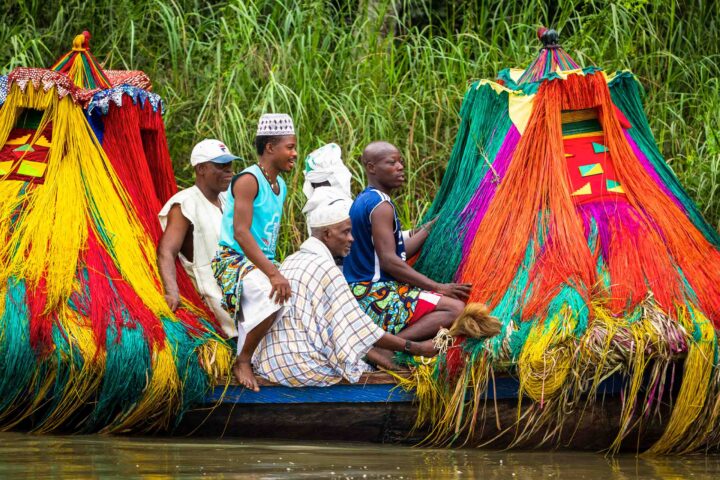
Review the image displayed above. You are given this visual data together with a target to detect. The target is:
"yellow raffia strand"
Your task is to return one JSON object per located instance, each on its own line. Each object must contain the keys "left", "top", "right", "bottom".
{"left": 517, "top": 310, "right": 577, "bottom": 404}
{"left": 197, "top": 339, "right": 233, "bottom": 381}
{"left": 388, "top": 358, "right": 446, "bottom": 434}
{"left": 646, "top": 306, "right": 715, "bottom": 454}
{"left": 0, "top": 83, "right": 221, "bottom": 433}
{"left": 463, "top": 356, "right": 492, "bottom": 443}
{"left": 0, "top": 86, "right": 87, "bottom": 310}
{"left": 108, "top": 343, "right": 181, "bottom": 433}
{"left": 607, "top": 317, "right": 655, "bottom": 453}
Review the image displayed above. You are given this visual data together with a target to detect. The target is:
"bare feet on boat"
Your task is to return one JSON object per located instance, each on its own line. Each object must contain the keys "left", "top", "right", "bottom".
{"left": 366, "top": 347, "right": 399, "bottom": 370}
{"left": 232, "top": 358, "right": 260, "bottom": 392}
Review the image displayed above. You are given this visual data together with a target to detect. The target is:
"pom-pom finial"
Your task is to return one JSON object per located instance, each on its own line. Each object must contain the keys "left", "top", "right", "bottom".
{"left": 537, "top": 26, "right": 560, "bottom": 48}
{"left": 71, "top": 31, "right": 91, "bottom": 51}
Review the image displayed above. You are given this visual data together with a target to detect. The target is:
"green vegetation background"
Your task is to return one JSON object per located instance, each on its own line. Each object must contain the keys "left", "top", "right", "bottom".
{"left": 2, "top": 0, "right": 718, "bottom": 257}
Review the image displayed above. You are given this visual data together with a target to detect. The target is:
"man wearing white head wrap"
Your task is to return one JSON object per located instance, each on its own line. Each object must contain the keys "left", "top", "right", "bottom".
{"left": 252, "top": 195, "right": 437, "bottom": 386}
{"left": 302, "top": 143, "right": 352, "bottom": 200}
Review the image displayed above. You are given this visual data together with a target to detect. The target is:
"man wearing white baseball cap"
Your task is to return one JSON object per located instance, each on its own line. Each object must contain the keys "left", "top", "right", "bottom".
{"left": 158, "top": 139, "right": 239, "bottom": 338}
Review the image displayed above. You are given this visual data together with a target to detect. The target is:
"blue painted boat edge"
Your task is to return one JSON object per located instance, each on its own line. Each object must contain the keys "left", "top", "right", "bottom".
{"left": 204, "top": 373, "right": 626, "bottom": 405}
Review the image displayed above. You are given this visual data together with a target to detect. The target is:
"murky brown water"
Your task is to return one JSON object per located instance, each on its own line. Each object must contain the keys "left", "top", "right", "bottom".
{"left": 0, "top": 432, "right": 719, "bottom": 479}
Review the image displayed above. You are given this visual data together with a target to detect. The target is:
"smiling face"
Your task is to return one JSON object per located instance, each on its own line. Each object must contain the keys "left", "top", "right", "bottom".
{"left": 266, "top": 135, "right": 298, "bottom": 173}
{"left": 196, "top": 160, "right": 234, "bottom": 193}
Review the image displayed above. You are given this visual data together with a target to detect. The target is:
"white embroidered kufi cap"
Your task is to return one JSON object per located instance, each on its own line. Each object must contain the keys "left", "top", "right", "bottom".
{"left": 306, "top": 192, "right": 352, "bottom": 229}
{"left": 256, "top": 113, "right": 295, "bottom": 136}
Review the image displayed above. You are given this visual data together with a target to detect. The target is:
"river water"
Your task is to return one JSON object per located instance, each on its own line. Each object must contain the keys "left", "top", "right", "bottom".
{"left": 0, "top": 432, "right": 719, "bottom": 479}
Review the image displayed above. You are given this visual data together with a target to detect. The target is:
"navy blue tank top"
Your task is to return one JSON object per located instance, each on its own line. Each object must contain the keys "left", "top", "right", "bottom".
{"left": 343, "top": 187, "right": 406, "bottom": 283}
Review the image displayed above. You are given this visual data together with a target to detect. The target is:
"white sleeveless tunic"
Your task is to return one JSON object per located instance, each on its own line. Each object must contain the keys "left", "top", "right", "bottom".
{"left": 159, "top": 186, "right": 236, "bottom": 337}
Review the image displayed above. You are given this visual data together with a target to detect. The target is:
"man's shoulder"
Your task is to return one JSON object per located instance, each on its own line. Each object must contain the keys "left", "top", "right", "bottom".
{"left": 167, "top": 185, "right": 201, "bottom": 202}
{"left": 160, "top": 186, "right": 200, "bottom": 217}
{"left": 352, "top": 187, "right": 392, "bottom": 214}
{"left": 282, "top": 249, "right": 336, "bottom": 275}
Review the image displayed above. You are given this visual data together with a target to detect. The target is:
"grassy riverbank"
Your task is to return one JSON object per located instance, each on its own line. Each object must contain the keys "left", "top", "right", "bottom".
{"left": 1, "top": 0, "right": 718, "bottom": 255}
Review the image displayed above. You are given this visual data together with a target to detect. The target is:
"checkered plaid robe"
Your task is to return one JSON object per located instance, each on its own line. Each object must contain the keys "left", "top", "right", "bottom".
{"left": 254, "top": 237, "right": 384, "bottom": 386}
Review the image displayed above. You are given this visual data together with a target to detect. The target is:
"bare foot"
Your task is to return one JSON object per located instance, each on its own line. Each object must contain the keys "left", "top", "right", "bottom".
{"left": 413, "top": 339, "right": 438, "bottom": 358}
{"left": 232, "top": 358, "right": 259, "bottom": 392}
{"left": 366, "top": 347, "right": 400, "bottom": 370}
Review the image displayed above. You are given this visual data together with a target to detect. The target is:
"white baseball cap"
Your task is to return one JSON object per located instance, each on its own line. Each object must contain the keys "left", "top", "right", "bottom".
{"left": 190, "top": 139, "right": 240, "bottom": 167}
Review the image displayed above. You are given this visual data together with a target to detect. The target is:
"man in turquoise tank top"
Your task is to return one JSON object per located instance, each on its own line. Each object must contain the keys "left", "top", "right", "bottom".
{"left": 212, "top": 113, "right": 297, "bottom": 391}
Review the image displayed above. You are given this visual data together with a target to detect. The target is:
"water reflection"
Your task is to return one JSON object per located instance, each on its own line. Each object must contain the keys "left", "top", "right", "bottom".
{"left": 0, "top": 432, "right": 718, "bottom": 479}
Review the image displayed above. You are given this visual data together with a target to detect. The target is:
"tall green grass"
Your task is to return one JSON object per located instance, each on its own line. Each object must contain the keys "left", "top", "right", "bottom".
{"left": 1, "top": 0, "right": 718, "bottom": 256}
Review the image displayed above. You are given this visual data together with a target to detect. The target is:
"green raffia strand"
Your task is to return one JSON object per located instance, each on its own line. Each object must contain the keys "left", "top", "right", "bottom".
{"left": 415, "top": 84, "right": 513, "bottom": 283}
{"left": 161, "top": 317, "right": 212, "bottom": 426}
{"left": 35, "top": 323, "right": 85, "bottom": 428}
{"left": 0, "top": 279, "right": 37, "bottom": 413}
{"left": 84, "top": 323, "right": 151, "bottom": 431}
{"left": 608, "top": 73, "right": 720, "bottom": 248}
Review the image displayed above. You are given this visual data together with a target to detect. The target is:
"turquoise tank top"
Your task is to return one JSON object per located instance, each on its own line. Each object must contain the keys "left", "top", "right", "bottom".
{"left": 219, "top": 164, "right": 287, "bottom": 260}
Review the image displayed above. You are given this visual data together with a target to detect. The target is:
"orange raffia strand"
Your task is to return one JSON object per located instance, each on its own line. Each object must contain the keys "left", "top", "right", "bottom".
{"left": 460, "top": 73, "right": 596, "bottom": 310}
{"left": 461, "top": 72, "right": 720, "bottom": 324}
{"left": 594, "top": 74, "right": 720, "bottom": 320}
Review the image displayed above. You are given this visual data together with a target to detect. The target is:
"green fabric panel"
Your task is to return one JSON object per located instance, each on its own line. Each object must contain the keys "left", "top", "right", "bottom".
{"left": 608, "top": 74, "right": 720, "bottom": 248}
{"left": 562, "top": 119, "right": 602, "bottom": 136}
{"left": 592, "top": 142, "right": 608, "bottom": 153}
{"left": 16, "top": 109, "right": 43, "bottom": 130}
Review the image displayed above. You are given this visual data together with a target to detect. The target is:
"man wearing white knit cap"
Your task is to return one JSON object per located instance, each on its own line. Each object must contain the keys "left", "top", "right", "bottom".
{"left": 212, "top": 113, "right": 297, "bottom": 391}
{"left": 252, "top": 192, "right": 437, "bottom": 387}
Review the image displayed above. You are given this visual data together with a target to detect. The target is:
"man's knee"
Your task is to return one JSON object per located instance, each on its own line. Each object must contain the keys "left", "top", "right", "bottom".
{"left": 437, "top": 296, "right": 465, "bottom": 317}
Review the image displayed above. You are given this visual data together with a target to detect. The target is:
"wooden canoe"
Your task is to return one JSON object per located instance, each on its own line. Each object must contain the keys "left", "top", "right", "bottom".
{"left": 173, "top": 369, "right": 676, "bottom": 451}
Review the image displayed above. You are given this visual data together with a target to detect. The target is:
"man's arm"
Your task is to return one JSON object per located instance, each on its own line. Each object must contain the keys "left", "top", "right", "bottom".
{"left": 403, "top": 217, "right": 437, "bottom": 257}
{"left": 404, "top": 226, "right": 428, "bottom": 258}
{"left": 232, "top": 175, "right": 291, "bottom": 304}
{"left": 372, "top": 203, "right": 470, "bottom": 300}
{"left": 157, "top": 205, "right": 192, "bottom": 311}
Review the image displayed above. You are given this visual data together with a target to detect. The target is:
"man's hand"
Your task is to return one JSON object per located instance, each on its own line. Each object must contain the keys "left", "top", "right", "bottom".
{"left": 164, "top": 291, "right": 180, "bottom": 311}
{"left": 435, "top": 283, "right": 472, "bottom": 301}
{"left": 269, "top": 272, "right": 291, "bottom": 304}
{"left": 420, "top": 216, "right": 438, "bottom": 231}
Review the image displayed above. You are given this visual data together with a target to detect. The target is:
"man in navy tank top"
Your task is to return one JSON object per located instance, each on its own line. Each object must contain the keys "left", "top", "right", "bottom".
{"left": 212, "top": 113, "right": 297, "bottom": 391}
{"left": 343, "top": 141, "right": 471, "bottom": 366}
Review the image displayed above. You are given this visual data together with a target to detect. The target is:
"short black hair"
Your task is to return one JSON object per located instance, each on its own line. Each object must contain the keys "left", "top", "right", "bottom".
{"left": 254, "top": 135, "right": 282, "bottom": 156}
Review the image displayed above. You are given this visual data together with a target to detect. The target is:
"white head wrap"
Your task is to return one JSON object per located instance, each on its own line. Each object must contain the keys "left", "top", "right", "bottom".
{"left": 302, "top": 143, "right": 352, "bottom": 201}
{"left": 256, "top": 113, "right": 295, "bottom": 136}
{"left": 302, "top": 143, "right": 354, "bottom": 232}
